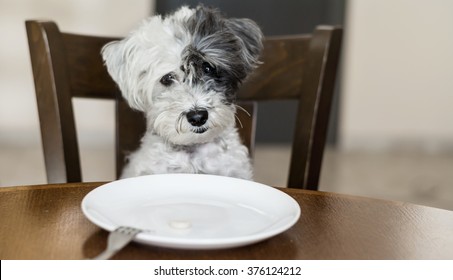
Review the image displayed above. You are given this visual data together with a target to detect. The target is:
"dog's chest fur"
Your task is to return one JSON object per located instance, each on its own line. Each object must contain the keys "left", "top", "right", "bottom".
{"left": 121, "top": 126, "right": 252, "bottom": 180}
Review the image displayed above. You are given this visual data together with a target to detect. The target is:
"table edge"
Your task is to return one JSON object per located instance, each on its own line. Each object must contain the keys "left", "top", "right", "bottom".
{"left": 1, "top": 181, "right": 452, "bottom": 213}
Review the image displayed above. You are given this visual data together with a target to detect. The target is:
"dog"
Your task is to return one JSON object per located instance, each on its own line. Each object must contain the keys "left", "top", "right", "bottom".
{"left": 102, "top": 5, "right": 263, "bottom": 180}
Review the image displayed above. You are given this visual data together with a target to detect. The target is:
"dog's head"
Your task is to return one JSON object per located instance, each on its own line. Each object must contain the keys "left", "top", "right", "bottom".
{"left": 102, "top": 5, "right": 263, "bottom": 145}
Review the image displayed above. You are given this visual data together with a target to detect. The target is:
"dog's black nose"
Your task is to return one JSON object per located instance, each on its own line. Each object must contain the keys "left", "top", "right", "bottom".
{"left": 186, "top": 109, "right": 208, "bottom": 127}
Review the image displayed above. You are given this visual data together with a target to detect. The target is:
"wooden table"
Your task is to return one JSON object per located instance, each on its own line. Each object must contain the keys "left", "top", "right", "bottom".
{"left": 1, "top": 182, "right": 453, "bottom": 259}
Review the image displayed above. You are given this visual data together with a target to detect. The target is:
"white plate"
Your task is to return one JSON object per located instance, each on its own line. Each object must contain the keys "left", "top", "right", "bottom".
{"left": 81, "top": 174, "right": 300, "bottom": 249}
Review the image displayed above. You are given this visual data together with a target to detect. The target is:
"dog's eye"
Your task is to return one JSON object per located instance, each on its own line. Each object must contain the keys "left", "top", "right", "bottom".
{"left": 202, "top": 62, "right": 215, "bottom": 74}
{"left": 160, "top": 73, "right": 175, "bottom": 86}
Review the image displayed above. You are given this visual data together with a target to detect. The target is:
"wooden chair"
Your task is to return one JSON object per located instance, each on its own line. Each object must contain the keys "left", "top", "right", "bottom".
{"left": 26, "top": 20, "right": 342, "bottom": 190}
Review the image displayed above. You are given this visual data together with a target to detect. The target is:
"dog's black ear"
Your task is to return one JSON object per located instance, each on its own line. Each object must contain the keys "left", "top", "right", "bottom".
{"left": 225, "top": 18, "right": 264, "bottom": 73}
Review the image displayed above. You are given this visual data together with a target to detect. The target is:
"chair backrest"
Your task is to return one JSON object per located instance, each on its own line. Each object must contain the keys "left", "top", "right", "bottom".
{"left": 26, "top": 20, "right": 342, "bottom": 189}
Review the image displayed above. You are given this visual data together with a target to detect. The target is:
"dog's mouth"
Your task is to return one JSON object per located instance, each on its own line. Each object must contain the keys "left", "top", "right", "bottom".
{"left": 191, "top": 126, "right": 208, "bottom": 134}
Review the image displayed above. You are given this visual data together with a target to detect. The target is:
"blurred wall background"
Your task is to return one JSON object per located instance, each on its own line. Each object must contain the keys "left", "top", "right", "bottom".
{"left": 0, "top": 0, "right": 151, "bottom": 148}
{"left": 1, "top": 0, "right": 452, "bottom": 190}
{"left": 341, "top": 0, "right": 453, "bottom": 152}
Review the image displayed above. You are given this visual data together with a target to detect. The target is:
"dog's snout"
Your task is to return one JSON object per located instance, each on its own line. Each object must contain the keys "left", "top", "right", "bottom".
{"left": 186, "top": 110, "right": 208, "bottom": 127}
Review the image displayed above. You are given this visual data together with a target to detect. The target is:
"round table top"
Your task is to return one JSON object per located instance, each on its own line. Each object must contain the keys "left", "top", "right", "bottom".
{"left": 1, "top": 182, "right": 453, "bottom": 259}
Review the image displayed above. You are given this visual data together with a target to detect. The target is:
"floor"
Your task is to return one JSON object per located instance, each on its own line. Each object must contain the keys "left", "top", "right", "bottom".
{"left": 1, "top": 144, "right": 452, "bottom": 211}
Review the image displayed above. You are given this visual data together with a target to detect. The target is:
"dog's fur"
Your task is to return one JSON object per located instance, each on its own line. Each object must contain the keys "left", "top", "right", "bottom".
{"left": 102, "top": 5, "right": 263, "bottom": 180}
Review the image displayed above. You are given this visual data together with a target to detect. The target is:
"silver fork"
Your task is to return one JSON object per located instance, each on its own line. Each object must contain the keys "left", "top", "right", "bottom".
{"left": 92, "top": 226, "right": 143, "bottom": 260}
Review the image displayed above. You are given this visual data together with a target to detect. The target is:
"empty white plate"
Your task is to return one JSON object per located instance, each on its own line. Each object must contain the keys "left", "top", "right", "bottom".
{"left": 81, "top": 174, "right": 300, "bottom": 249}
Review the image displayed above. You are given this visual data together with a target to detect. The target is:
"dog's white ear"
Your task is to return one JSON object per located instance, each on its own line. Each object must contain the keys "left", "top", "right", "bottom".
{"left": 102, "top": 39, "right": 146, "bottom": 111}
{"left": 226, "top": 18, "right": 264, "bottom": 73}
{"left": 102, "top": 40, "right": 124, "bottom": 84}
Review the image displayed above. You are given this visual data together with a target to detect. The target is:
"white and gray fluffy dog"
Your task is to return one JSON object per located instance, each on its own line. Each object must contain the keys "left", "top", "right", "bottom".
{"left": 102, "top": 5, "right": 263, "bottom": 180}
